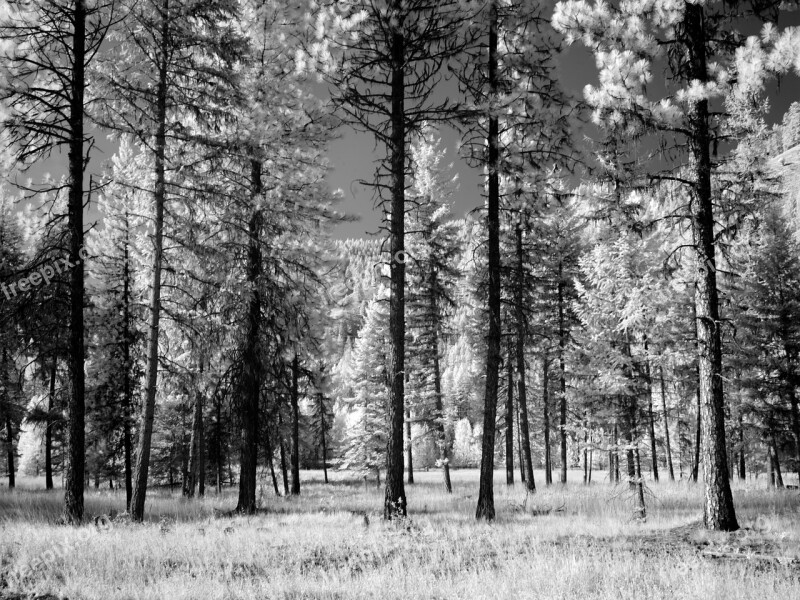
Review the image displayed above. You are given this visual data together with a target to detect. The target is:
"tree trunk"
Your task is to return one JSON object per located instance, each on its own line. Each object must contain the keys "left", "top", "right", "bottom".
{"left": 543, "top": 355, "right": 552, "bottom": 486}
{"left": 514, "top": 224, "right": 535, "bottom": 492}
{"left": 264, "top": 426, "right": 279, "bottom": 496}
{"left": 198, "top": 405, "right": 205, "bottom": 498}
{"left": 476, "top": 0, "right": 501, "bottom": 521}
{"left": 633, "top": 445, "right": 646, "bottom": 519}
{"left": 290, "top": 353, "right": 301, "bottom": 496}
{"left": 692, "top": 380, "right": 701, "bottom": 483}
{"left": 63, "top": 0, "right": 88, "bottom": 526}
{"left": 786, "top": 371, "right": 800, "bottom": 487}
{"left": 659, "top": 366, "right": 675, "bottom": 481}
{"left": 406, "top": 408, "right": 414, "bottom": 484}
{"left": 642, "top": 346, "right": 658, "bottom": 482}
{"left": 738, "top": 412, "right": 746, "bottom": 481}
{"left": 558, "top": 262, "right": 568, "bottom": 484}
{"left": 683, "top": 3, "right": 738, "bottom": 531}
{"left": 129, "top": 5, "right": 169, "bottom": 522}
{"left": 4, "top": 396, "right": 13, "bottom": 489}
{"left": 278, "top": 413, "right": 289, "bottom": 497}
{"left": 215, "top": 390, "right": 223, "bottom": 494}
{"left": 122, "top": 217, "right": 133, "bottom": 508}
{"left": 770, "top": 431, "right": 784, "bottom": 489}
{"left": 516, "top": 396, "right": 525, "bottom": 483}
{"left": 186, "top": 388, "right": 203, "bottom": 498}
{"left": 505, "top": 340, "right": 514, "bottom": 486}
{"left": 583, "top": 412, "right": 588, "bottom": 485}
{"left": 236, "top": 160, "right": 263, "bottom": 514}
{"left": 612, "top": 421, "right": 620, "bottom": 484}
{"left": 319, "top": 394, "right": 329, "bottom": 484}
{"left": 46, "top": 354, "right": 56, "bottom": 491}
{"left": 428, "top": 281, "right": 452, "bottom": 493}
{"left": 384, "top": 2, "right": 407, "bottom": 521}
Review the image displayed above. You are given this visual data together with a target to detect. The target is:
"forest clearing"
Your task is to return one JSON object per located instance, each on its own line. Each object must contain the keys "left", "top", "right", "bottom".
{"left": 2, "top": 470, "right": 800, "bottom": 599}
{"left": 2, "top": 0, "right": 800, "bottom": 598}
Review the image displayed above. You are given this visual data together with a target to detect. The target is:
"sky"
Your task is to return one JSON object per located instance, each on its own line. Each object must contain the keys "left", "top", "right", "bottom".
{"left": 326, "top": 42, "right": 596, "bottom": 240}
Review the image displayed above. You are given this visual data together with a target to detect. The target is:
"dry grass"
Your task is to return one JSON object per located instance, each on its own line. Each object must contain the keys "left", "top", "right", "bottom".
{"left": 1, "top": 469, "right": 799, "bottom": 599}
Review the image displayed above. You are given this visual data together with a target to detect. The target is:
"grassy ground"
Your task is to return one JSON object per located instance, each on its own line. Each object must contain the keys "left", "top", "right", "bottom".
{"left": 1, "top": 469, "right": 799, "bottom": 599}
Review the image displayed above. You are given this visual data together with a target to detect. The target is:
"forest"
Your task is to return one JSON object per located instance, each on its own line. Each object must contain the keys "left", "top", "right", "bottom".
{"left": 1, "top": 1, "right": 800, "bottom": 598}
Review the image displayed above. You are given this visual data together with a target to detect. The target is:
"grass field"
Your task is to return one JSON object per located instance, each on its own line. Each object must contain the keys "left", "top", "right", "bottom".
{"left": 1, "top": 469, "right": 799, "bottom": 599}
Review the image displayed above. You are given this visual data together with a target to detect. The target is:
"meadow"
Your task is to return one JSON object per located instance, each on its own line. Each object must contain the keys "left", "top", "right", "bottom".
{"left": 1, "top": 469, "right": 799, "bottom": 600}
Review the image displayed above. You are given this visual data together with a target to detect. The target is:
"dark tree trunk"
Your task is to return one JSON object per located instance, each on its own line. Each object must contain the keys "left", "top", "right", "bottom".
{"left": 647, "top": 376, "right": 659, "bottom": 482}
{"left": 659, "top": 367, "right": 675, "bottom": 481}
{"left": 476, "top": 0, "right": 501, "bottom": 521}
{"left": 186, "top": 388, "right": 203, "bottom": 498}
{"left": 633, "top": 446, "right": 646, "bottom": 519}
{"left": 428, "top": 282, "right": 452, "bottom": 492}
{"left": 505, "top": 340, "right": 514, "bottom": 486}
{"left": 543, "top": 355, "right": 552, "bottom": 485}
{"left": 236, "top": 160, "right": 263, "bottom": 514}
{"left": 738, "top": 412, "right": 746, "bottom": 481}
{"left": 130, "top": 5, "right": 169, "bottom": 522}
{"left": 683, "top": 3, "right": 738, "bottom": 531}
{"left": 692, "top": 380, "right": 701, "bottom": 483}
{"left": 64, "top": 0, "right": 88, "bottom": 526}
{"left": 516, "top": 397, "right": 525, "bottom": 483}
{"left": 514, "top": 224, "right": 535, "bottom": 492}
{"left": 290, "top": 353, "right": 301, "bottom": 496}
{"left": 122, "top": 218, "right": 133, "bottom": 508}
{"left": 46, "top": 354, "right": 56, "bottom": 491}
{"left": 770, "top": 431, "right": 784, "bottom": 489}
{"left": 642, "top": 346, "right": 658, "bottom": 482}
{"left": 198, "top": 404, "right": 205, "bottom": 498}
{"left": 279, "top": 432, "right": 289, "bottom": 497}
{"left": 383, "top": 5, "right": 407, "bottom": 521}
{"left": 215, "top": 390, "right": 223, "bottom": 494}
{"left": 264, "top": 426, "right": 279, "bottom": 496}
{"left": 4, "top": 406, "right": 13, "bottom": 489}
{"left": 406, "top": 409, "right": 414, "bottom": 484}
{"left": 558, "top": 262, "right": 568, "bottom": 484}
{"left": 583, "top": 413, "right": 588, "bottom": 485}
{"left": 319, "top": 394, "right": 329, "bottom": 484}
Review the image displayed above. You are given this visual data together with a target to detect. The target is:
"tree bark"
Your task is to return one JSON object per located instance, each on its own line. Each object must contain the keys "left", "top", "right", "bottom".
{"left": 129, "top": 3, "right": 169, "bottom": 522}
{"left": 505, "top": 339, "right": 514, "bottom": 486}
{"left": 290, "top": 353, "right": 301, "bottom": 496}
{"left": 186, "top": 387, "right": 203, "bottom": 498}
{"left": 738, "top": 412, "right": 746, "bottom": 481}
{"left": 683, "top": 3, "right": 738, "bottom": 531}
{"left": 46, "top": 354, "right": 56, "bottom": 491}
{"left": 3, "top": 366, "right": 13, "bottom": 489}
{"left": 659, "top": 366, "right": 675, "bottom": 481}
{"left": 558, "top": 262, "right": 568, "bottom": 484}
{"left": 476, "top": 0, "right": 501, "bottom": 521}
{"left": 384, "top": 2, "right": 407, "bottom": 520}
{"left": 692, "top": 377, "right": 701, "bottom": 483}
{"left": 264, "top": 425, "right": 279, "bottom": 495}
{"left": 543, "top": 355, "right": 552, "bottom": 486}
{"left": 318, "top": 394, "right": 329, "bottom": 484}
{"left": 406, "top": 408, "right": 414, "bottom": 484}
{"left": 429, "top": 280, "right": 452, "bottom": 493}
{"left": 63, "top": 0, "right": 88, "bottom": 526}
{"left": 236, "top": 159, "right": 263, "bottom": 514}
{"left": 122, "top": 220, "right": 133, "bottom": 508}
{"left": 770, "top": 431, "right": 784, "bottom": 489}
{"left": 514, "top": 224, "right": 535, "bottom": 492}
{"left": 647, "top": 373, "right": 659, "bottom": 482}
